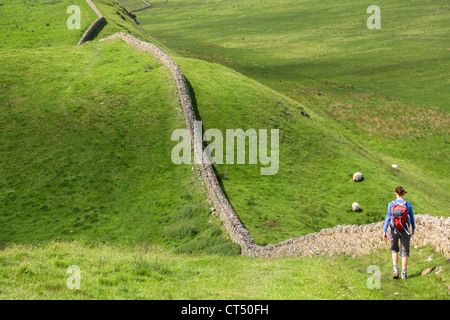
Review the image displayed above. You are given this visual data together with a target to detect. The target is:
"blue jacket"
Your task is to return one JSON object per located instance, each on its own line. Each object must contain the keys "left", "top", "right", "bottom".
{"left": 384, "top": 199, "right": 415, "bottom": 232}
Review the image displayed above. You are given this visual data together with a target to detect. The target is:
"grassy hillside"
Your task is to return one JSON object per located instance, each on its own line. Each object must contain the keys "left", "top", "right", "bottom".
{"left": 129, "top": 0, "right": 449, "bottom": 184}
{"left": 2, "top": 0, "right": 447, "bottom": 247}
{"left": 0, "top": 0, "right": 448, "bottom": 300}
{"left": 0, "top": 0, "right": 239, "bottom": 255}
{"left": 125, "top": 0, "right": 449, "bottom": 244}
{"left": 174, "top": 56, "right": 448, "bottom": 245}
{"left": 0, "top": 0, "right": 96, "bottom": 48}
{"left": 132, "top": 0, "right": 449, "bottom": 111}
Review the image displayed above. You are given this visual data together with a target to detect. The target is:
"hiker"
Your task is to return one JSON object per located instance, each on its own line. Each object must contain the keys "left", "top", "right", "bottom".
{"left": 383, "top": 186, "right": 416, "bottom": 279}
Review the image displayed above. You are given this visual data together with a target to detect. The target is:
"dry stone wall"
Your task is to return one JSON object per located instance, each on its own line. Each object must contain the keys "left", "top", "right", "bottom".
{"left": 98, "top": 32, "right": 450, "bottom": 259}
{"left": 244, "top": 214, "right": 450, "bottom": 259}
{"left": 131, "top": 0, "right": 152, "bottom": 12}
{"left": 77, "top": 0, "right": 105, "bottom": 46}
{"left": 86, "top": 2, "right": 450, "bottom": 259}
{"left": 99, "top": 32, "right": 258, "bottom": 254}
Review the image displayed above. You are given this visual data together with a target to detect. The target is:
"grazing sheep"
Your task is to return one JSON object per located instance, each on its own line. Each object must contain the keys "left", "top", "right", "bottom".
{"left": 353, "top": 172, "right": 363, "bottom": 182}
{"left": 352, "top": 202, "right": 360, "bottom": 211}
{"left": 392, "top": 164, "right": 398, "bottom": 171}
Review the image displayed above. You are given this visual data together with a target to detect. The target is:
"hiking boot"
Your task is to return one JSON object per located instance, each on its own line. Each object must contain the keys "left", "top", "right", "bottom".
{"left": 393, "top": 270, "right": 399, "bottom": 279}
{"left": 401, "top": 270, "right": 407, "bottom": 279}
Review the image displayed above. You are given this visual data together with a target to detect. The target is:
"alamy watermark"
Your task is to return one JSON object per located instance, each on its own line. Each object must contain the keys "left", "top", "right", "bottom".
{"left": 366, "top": 265, "right": 381, "bottom": 289}
{"left": 367, "top": 5, "right": 381, "bottom": 29}
{"left": 66, "top": 265, "right": 81, "bottom": 290}
{"left": 66, "top": 5, "right": 81, "bottom": 30}
{"left": 171, "top": 121, "right": 279, "bottom": 175}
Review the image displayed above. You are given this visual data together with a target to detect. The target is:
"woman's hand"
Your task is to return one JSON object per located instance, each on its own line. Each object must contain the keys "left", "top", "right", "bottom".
{"left": 383, "top": 232, "right": 388, "bottom": 241}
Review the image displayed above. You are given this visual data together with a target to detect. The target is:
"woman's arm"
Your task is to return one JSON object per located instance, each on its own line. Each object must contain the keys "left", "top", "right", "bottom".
{"left": 408, "top": 202, "right": 416, "bottom": 235}
{"left": 383, "top": 202, "right": 392, "bottom": 240}
{"left": 384, "top": 202, "right": 392, "bottom": 232}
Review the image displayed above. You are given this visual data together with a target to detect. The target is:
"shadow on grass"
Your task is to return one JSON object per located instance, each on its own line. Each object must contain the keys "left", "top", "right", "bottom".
{"left": 184, "top": 76, "right": 228, "bottom": 193}
{"left": 184, "top": 76, "right": 250, "bottom": 232}
{"left": 90, "top": 19, "right": 107, "bottom": 42}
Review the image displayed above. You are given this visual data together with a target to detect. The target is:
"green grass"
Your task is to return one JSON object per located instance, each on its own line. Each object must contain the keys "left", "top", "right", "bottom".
{"left": 0, "top": 0, "right": 96, "bottom": 48}
{"left": 1, "top": 0, "right": 447, "bottom": 246}
{"left": 172, "top": 56, "right": 448, "bottom": 245}
{"left": 123, "top": 0, "right": 449, "bottom": 244}
{"left": 0, "top": 0, "right": 448, "bottom": 300}
{"left": 128, "top": 0, "right": 449, "bottom": 186}
{"left": 132, "top": 0, "right": 449, "bottom": 111}
{"left": 0, "top": 0, "right": 239, "bottom": 255}
{"left": 118, "top": 0, "right": 150, "bottom": 11}
{"left": 0, "top": 241, "right": 447, "bottom": 299}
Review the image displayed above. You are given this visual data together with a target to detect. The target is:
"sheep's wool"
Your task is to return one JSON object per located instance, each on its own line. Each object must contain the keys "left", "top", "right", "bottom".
{"left": 353, "top": 172, "right": 363, "bottom": 182}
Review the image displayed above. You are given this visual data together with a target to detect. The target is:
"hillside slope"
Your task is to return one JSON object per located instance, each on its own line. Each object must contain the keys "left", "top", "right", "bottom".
{"left": 124, "top": 0, "right": 449, "bottom": 244}
{"left": 174, "top": 56, "right": 448, "bottom": 245}
{"left": 1, "top": 0, "right": 447, "bottom": 248}
{"left": 133, "top": 0, "right": 449, "bottom": 111}
{"left": 0, "top": 0, "right": 239, "bottom": 254}
{"left": 0, "top": 0, "right": 448, "bottom": 300}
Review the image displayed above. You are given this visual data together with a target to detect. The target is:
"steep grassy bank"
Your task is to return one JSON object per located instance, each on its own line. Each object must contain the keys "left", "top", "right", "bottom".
{"left": 0, "top": 0, "right": 239, "bottom": 254}
{"left": 0, "top": 0, "right": 448, "bottom": 300}
{"left": 2, "top": 0, "right": 447, "bottom": 247}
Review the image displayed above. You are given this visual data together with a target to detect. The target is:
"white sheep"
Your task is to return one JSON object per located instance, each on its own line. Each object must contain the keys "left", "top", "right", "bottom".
{"left": 392, "top": 164, "right": 398, "bottom": 171}
{"left": 353, "top": 172, "right": 363, "bottom": 182}
{"left": 352, "top": 202, "right": 360, "bottom": 211}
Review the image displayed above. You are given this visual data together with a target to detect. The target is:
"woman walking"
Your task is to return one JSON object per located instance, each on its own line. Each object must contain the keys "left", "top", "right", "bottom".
{"left": 383, "top": 186, "right": 416, "bottom": 279}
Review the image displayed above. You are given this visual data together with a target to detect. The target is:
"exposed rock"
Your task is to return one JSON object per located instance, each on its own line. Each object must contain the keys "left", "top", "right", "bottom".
{"left": 422, "top": 267, "right": 436, "bottom": 275}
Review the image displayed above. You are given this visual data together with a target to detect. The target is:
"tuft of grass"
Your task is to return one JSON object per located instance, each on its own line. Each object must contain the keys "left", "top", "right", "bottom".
{"left": 163, "top": 206, "right": 241, "bottom": 255}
